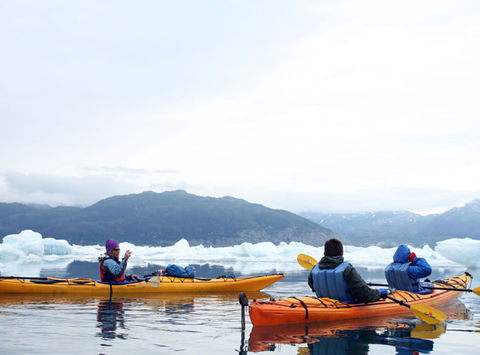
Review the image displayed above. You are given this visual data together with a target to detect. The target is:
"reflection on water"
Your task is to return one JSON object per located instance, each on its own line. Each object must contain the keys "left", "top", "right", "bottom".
{"left": 97, "top": 300, "right": 126, "bottom": 340}
{"left": 306, "top": 327, "right": 435, "bottom": 355}
{"left": 247, "top": 300, "right": 475, "bottom": 354}
{"left": 249, "top": 321, "right": 447, "bottom": 354}
{"left": 0, "top": 267, "right": 478, "bottom": 354}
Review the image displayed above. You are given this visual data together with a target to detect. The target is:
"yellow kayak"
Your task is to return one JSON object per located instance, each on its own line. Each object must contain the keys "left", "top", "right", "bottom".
{"left": 0, "top": 273, "right": 284, "bottom": 295}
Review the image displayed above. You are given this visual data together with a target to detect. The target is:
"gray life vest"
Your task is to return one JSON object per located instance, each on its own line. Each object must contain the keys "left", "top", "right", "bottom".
{"left": 385, "top": 262, "right": 432, "bottom": 294}
{"left": 311, "top": 261, "right": 356, "bottom": 303}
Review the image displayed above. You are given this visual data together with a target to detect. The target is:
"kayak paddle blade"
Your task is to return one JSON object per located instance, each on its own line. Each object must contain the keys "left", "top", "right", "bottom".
{"left": 410, "top": 304, "right": 446, "bottom": 324}
{"left": 147, "top": 276, "right": 160, "bottom": 287}
{"left": 472, "top": 287, "right": 480, "bottom": 296}
{"left": 297, "top": 254, "right": 317, "bottom": 270}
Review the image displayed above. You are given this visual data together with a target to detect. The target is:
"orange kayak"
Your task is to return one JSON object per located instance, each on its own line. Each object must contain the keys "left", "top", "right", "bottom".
{"left": 249, "top": 273, "right": 471, "bottom": 326}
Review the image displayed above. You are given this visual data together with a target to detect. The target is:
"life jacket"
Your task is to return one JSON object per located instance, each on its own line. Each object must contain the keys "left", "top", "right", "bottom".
{"left": 311, "top": 261, "right": 356, "bottom": 303}
{"left": 99, "top": 257, "right": 126, "bottom": 283}
{"left": 384, "top": 262, "right": 432, "bottom": 294}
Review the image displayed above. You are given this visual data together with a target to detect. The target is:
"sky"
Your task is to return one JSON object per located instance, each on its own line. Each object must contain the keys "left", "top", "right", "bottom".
{"left": 1, "top": 1, "right": 480, "bottom": 214}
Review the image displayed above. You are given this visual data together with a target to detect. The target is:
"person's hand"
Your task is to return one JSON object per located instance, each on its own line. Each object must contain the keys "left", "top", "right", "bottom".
{"left": 409, "top": 252, "right": 417, "bottom": 262}
{"left": 131, "top": 274, "right": 139, "bottom": 280}
{"left": 379, "top": 288, "right": 395, "bottom": 299}
{"left": 124, "top": 250, "right": 132, "bottom": 259}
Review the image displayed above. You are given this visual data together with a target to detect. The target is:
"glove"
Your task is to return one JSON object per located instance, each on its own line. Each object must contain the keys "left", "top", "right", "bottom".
{"left": 409, "top": 252, "right": 417, "bottom": 262}
{"left": 379, "top": 288, "right": 395, "bottom": 299}
{"left": 379, "top": 288, "right": 388, "bottom": 298}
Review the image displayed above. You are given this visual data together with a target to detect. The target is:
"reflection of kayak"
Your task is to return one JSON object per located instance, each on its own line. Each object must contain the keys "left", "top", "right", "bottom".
{"left": 249, "top": 273, "right": 471, "bottom": 326}
{"left": 0, "top": 290, "right": 272, "bottom": 305}
{"left": 248, "top": 319, "right": 444, "bottom": 353}
{"left": 0, "top": 273, "right": 284, "bottom": 295}
{"left": 250, "top": 315, "right": 446, "bottom": 344}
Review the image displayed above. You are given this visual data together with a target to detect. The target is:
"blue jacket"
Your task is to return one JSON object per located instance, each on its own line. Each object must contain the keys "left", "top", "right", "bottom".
{"left": 99, "top": 256, "right": 135, "bottom": 283}
{"left": 102, "top": 258, "right": 128, "bottom": 279}
{"left": 385, "top": 245, "right": 432, "bottom": 293}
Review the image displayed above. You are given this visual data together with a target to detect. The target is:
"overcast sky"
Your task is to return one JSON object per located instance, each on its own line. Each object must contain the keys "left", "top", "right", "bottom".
{"left": 1, "top": 1, "right": 479, "bottom": 214}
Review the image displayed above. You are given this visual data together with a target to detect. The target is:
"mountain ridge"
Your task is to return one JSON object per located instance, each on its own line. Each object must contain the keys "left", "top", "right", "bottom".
{"left": 0, "top": 190, "right": 334, "bottom": 247}
{"left": 301, "top": 199, "right": 480, "bottom": 246}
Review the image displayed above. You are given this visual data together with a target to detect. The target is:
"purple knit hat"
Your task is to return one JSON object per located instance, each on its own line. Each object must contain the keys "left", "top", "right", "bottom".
{"left": 105, "top": 239, "right": 119, "bottom": 254}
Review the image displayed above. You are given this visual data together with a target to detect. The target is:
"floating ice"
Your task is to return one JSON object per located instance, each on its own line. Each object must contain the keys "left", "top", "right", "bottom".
{"left": 43, "top": 237, "right": 72, "bottom": 256}
{"left": 0, "top": 230, "right": 478, "bottom": 277}
{"left": 435, "top": 238, "right": 480, "bottom": 269}
{"left": 1, "top": 230, "right": 44, "bottom": 262}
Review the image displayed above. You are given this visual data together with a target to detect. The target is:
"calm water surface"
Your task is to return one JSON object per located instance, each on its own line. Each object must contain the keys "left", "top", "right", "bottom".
{"left": 0, "top": 263, "right": 478, "bottom": 354}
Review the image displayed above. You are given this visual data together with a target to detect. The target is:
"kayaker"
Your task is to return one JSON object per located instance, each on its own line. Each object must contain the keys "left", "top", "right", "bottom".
{"left": 99, "top": 239, "right": 139, "bottom": 283}
{"left": 308, "top": 238, "right": 393, "bottom": 303}
{"left": 385, "top": 244, "right": 432, "bottom": 293}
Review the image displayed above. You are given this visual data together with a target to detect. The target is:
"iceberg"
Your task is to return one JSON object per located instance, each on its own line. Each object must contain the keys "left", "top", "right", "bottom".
{"left": 0, "top": 230, "right": 478, "bottom": 277}
{"left": 435, "top": 238, "right": 480, "bottom": 269}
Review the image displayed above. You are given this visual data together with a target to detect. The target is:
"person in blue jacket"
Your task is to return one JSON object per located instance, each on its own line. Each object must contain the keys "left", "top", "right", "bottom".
{"left": 385, "top": 245, "right": 432, "bottom": 294}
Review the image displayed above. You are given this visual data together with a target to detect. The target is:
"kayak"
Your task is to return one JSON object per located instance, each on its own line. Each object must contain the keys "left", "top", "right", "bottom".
{"left": 0, "top": 273, "right": 284, "bottom": 295}
{"left": 249, "top": 273, "right": 471, "bottom": 326}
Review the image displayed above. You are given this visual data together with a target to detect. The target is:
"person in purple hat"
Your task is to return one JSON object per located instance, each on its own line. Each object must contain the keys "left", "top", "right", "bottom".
{"left": 99, "top": 239, "right": 139, "bottom": 283}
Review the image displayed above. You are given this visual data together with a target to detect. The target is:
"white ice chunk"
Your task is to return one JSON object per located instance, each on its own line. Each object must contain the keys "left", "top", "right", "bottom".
{"left": 1, "top": 230, "right": 479, "bottom": 276}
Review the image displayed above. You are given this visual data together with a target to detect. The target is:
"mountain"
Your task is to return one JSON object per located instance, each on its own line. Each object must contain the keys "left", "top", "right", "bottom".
{"left": 302, "top": 199, "right": 480, "bottom": 246}
{"left": 0, "top": 190, "right": 334, "bottom": 247}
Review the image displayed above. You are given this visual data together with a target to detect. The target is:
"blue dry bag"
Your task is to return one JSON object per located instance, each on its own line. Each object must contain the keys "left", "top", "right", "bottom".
{"left": 165, "top": 264, "right": 195, "bottom": 278}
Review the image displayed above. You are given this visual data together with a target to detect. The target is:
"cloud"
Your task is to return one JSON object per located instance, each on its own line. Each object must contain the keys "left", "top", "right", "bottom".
{"left": 83, "top": 166, "right": 180, "bottom": 177}
{"left": 0, "top": 169, "right": 197, "bottom": 207}
{"left": 0, "top": 170, "right": 478, "bottom": 215}
{"left": 1, "top": 2, "right": 480, "bottom": 213}
{"left": 1, "top": 172, "right": 136, "bottom": 206}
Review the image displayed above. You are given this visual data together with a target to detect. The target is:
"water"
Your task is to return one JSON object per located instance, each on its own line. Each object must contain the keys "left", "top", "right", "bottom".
{"left": 0, "top": 264, "right": 478, "bottom": 354}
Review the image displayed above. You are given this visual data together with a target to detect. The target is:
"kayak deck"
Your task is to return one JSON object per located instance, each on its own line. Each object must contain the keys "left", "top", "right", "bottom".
{"left": 249, "top": 273, "right": 471, "bottom": 326}
{"left": 0, "top": 273, "right": 284, "bottom": 295}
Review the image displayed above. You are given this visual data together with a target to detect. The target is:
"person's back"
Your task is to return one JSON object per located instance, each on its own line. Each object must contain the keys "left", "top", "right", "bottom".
{"left": 385, "top": 245, "right": 432, "bottom": 294}
{"left": 311, "top": 254, "right": 356, "bottom": 303}
{"left": 308, "top": 238, "right": 391, "bottom": 303}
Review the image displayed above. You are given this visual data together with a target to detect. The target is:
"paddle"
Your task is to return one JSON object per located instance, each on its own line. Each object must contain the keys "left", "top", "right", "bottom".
{"left": 0, "top": 276, "right": 95, "bottom": 284}
{"left": 296, "top": 253, "right": 446, "bottom": 324}
{"left": 299, "top": 255, "right": 478, "bottom": 295}
{"left": 385, "top": 295, "right": 446, "bottom": 324}
{"left": 297, "top": 253, "right": 317, "bottom": 270}
{"left": 146, "top": 275, "right": 161, "bottom": 287}
{"left": 367, "top": 282, "right": 480, "bottom": 296}
{"left": 0, "top": 276, "right": 82, "bottom": 281}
